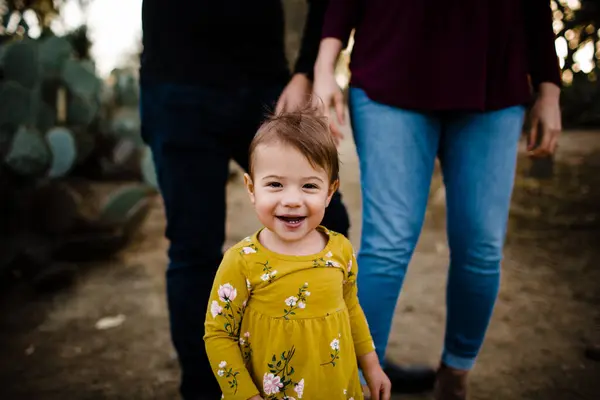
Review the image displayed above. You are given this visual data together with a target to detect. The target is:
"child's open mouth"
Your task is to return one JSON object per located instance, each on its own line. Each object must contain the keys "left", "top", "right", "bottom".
{"left": 276, "top": 215, "right": 306, "bottom": 226}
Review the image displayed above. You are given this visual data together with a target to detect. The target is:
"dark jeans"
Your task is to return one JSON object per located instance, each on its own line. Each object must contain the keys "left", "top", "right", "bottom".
{"left": 140, "top": 80, "right": 350, "bottom": 398}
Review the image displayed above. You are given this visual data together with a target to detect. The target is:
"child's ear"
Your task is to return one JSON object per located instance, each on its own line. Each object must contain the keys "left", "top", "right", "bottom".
{"left": 325, "top": 179, "right": 340, "bottom": 207}
{"left": 244, "top": 173, "right": 256, "bottom": 204}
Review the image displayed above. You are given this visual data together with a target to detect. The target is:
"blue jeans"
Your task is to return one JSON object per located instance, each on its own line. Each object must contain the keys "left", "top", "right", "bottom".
{"left": 139, "top": 79, "right": 350, "bottom": 398}
{"left": 349, "top": 87, "right": 525, "bottom": 371}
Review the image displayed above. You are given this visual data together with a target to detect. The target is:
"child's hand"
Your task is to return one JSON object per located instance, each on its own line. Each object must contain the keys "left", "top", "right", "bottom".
{"left": 364, "top": 365, "right": 392, "bottom": 400}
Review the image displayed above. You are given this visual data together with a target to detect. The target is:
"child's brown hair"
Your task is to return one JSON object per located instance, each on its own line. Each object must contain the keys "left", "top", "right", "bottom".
{"left": 248, "top": 104, "right": 340, "bottom": 184}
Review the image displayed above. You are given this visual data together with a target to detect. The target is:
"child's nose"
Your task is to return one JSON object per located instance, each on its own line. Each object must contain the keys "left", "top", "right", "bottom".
{"left": 281, "top": 190, "right": 302, "bottom": 207}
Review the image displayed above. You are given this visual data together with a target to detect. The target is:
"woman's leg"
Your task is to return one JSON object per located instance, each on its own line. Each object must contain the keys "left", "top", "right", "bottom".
{"left": 349, "top": 87, "right": 440, "bottom": 364}
{"left": 437, "top": 105, "right": 525, "bottom": 397}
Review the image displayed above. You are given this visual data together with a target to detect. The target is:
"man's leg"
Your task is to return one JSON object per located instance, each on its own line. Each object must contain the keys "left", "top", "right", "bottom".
{"left": 349, "top": 87, "right": 438, "bottom": 392}
{"left": 140, "top": 81, "right": 237, "bottom": 398}
{"left": 230, "top": 82, "right": 351, "bottom": 237}
{"left": 436, "top": 105, "right": 525, "bottom": 397}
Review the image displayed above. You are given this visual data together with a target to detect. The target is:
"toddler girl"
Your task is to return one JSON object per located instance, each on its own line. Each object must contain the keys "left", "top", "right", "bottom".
{"left": 204, "top": 107, "right": 391, "bottom": 399}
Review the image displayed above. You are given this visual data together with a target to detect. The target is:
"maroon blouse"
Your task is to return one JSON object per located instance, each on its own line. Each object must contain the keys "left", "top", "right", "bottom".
{"left": 322, "top": 0, "right": 562, "bottom": 111}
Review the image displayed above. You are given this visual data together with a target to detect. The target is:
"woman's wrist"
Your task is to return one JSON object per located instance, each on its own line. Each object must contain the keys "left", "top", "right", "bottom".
{"left": 537, "top": 82, "right": 561, "bottom": 101}
{"left": 314, "top": 37, "right": 343, "bottom": 76}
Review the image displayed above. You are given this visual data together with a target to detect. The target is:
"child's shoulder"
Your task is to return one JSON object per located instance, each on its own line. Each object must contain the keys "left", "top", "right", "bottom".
{"left": 225, "top": 234, "right": 260, "bottom": 259}
{"left": 322, "top": 226, "right": 354, "bottom": 253}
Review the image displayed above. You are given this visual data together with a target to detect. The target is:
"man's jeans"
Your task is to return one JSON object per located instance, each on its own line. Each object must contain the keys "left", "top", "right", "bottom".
{"left": 140, "top": 80, "right": 350, "bottom": 398}
{"left": 349, "top": 87, "right": 525, "bottom": 371}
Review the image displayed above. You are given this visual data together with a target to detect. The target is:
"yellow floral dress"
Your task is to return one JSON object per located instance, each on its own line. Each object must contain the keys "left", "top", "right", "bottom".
{"left": 204, "top": 226, "right": 375, "bottom": 400}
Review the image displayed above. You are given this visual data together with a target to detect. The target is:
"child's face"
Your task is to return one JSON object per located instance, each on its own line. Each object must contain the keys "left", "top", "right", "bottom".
{"left": 244, "top": 142, "right": 337, "bottom": 243}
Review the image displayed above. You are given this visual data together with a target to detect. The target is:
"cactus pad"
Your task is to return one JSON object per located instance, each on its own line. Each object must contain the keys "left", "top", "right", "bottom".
{"left": 141, "top": 145, "right": 158, "bottom": 190}
{"left": 61, "top": 59, "right": 101, "bottom": 101}
{"left": 46, "top": 127, "right": 77, "bottom": 178}
{"left": 4, "top": 126, "right": 50, "bottom": 176}
{"left": 39, "top": 35, "right": 74, "bottom": 76}
{"left": 67, "top": 94, "right": 98, "bottom": 126}
{"left": 0, "top": 81, "right": 34, "bottom": 128}
{"left": 98, "top": 184, "right": 153, "bottom": 228}
{"left": 3, "top": 40, "right": 40, "bottom": 90}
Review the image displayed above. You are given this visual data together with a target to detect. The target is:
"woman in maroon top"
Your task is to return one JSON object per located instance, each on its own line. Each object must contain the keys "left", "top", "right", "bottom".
{"left": 313, "top": 1, "right": 562, "bottom": 399}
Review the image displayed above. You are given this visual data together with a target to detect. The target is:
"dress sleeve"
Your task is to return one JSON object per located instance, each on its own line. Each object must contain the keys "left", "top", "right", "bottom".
{"left": 204, "top": 247, "right": 259, "bottom": 399}
{"left": 342, "top": 241, "right": 376, "bottom": 357}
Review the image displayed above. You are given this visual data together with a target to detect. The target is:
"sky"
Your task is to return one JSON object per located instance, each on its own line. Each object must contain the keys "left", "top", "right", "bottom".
{"left": 53, "top": 0, "right": 143, "bottom": 78}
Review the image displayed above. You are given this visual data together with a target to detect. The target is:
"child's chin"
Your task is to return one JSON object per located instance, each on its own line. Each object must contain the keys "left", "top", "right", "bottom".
{"left": 273, "top": 225, "right": 312, "bottom": 242}
{"left": 274, "top": 228, "right": 306, "bottom": 241}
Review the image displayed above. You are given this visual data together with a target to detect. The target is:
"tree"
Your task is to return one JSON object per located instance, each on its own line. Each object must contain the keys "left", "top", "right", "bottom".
{"left": 553, "top": 0, "right": 600, "bottom": 127}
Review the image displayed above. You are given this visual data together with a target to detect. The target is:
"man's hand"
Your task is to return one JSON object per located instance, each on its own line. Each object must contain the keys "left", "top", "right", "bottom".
{"left": 275, "top": 73, "right": 312, "bottom": 114}
{"left": 527, "top": 82, "right": 562, "bottom": 157}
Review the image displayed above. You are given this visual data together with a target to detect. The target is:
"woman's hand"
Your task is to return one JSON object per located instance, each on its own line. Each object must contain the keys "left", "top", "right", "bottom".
{"left": 313, "top": 38, "right": 346, "bottom": 146}
{"left": 527, "top": 82, "right": 562, "bottom": 157}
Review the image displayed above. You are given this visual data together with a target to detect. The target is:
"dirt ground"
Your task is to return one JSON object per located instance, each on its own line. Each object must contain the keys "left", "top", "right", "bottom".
{"left": 0, "top": 127, "right": 599, "bottom": 400}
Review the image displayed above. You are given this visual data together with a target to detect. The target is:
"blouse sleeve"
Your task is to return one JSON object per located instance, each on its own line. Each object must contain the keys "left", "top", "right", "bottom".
{"left": 320, "top": 0, "right": 361, "bottom": 48}
{"left": 342, "top": 241, "right": 376, "bottom": 357}
{"left": 523, "top": 0, "right": 562, "bottom": 89}
{"left": 204, "top": 247, "right": 259, "bottom": 399}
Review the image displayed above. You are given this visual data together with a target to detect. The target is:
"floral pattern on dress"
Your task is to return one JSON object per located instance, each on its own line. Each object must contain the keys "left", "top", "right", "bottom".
{"left": 346, "top": 258, "right": 355, "bottom": 280}
{"left": 312, "top": 251, "right": 341, "bottom": 268}
{"left": 264, "top": 346, "right": 305, "bottom": 399}
{"left": 210, "top": 283, "right": 246, "bottom": 337}
{"left": 241, "top": 243, "right": 257, "bottom": 255}
{"left": 259, "top": 260, "right": 278, "bottom": 283}
{"left": 239, "top": 331, "right": 252, "bottom": 364}
{"left": 281, "top": 283, "right": 310, "bottom": 320}
{"left": 321, "top": 334, "right": 341, "bottom": 367}
{"left": 217, "top": 360, "right": 240, "bottom": 394}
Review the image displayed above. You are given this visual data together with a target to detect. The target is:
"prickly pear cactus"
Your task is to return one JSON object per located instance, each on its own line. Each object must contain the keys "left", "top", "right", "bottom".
{"left": 36, "top": 102, "right": 56, "bottom": 133}
{"left": 0, "top": 29, "right": 153, "bottom": 286}
{"left": 2, "top": 40, "right": 40, "bottom": 90}
{"left": 141, "top": 146, "right": 158, "bottom": 190}
{"left": 61, "top": 59, "right": 101, "bottom": 102}
{"left": 0, "top": 128, "right": 13, "bottom": 158}
{"left": 46, "top": 127, "right": 77, "bottom": 178}
{"left": 39, "top": 35, "right": 74, "bottom": 77}
{"left": 4, "top": 126, "right": 50, "bottom": 176}
{"left": 0, "top": 81, "right": 34, "bottom": 128}
{"left": 68, "top": 94, "right": 98, "bottom": 126}
{"left": 99, "top": 184, "right": 153, "bottom": 227}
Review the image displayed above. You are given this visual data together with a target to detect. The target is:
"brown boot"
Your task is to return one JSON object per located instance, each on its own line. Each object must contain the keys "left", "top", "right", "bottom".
{"left": 433, "top": 363, "right": 468, "bottom": 400}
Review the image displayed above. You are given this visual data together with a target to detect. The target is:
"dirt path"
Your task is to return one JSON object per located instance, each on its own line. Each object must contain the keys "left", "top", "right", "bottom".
{"left": 0, "top": 129, "right": 599, "bottom": 399}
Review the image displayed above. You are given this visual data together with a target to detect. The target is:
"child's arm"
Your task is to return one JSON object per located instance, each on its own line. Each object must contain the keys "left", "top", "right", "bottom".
{"left": 204, "top": 248, "right": 260, "bottom": 399}
{"left": 342, "top": 248, "right": 376, "bottom": 358}
{"left": 343, "top": 245, "right": 391, "bottom": 399}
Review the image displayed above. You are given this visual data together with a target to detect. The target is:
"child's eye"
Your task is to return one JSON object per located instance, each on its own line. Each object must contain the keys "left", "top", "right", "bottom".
{"left": 303, "top": 183, "right": 319, "bottom": 189}
{"left": 267, "top": 182, "right": 282, "bottom": 188}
